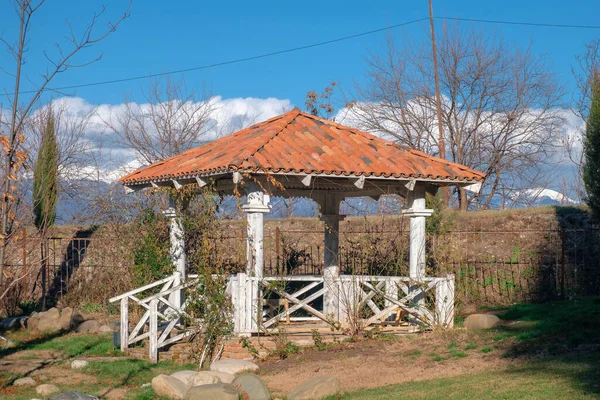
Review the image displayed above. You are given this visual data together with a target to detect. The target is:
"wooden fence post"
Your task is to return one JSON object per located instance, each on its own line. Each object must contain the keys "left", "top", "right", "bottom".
{"left": 120, "top": 297, "right": 129, "bottom": 352}
{"left": 149, "top": 299, "right": 158, "bottom": 363}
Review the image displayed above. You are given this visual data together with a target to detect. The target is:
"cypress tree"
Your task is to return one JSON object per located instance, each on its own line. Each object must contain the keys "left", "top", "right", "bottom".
{"left": 33, "top": 111, "right": 58, "bottom": 309}
{"left": 584, "top": 75, "right": 600, "bottom": 219}
{"left": 33, "top": 113, "right": 58, "bottom": 231}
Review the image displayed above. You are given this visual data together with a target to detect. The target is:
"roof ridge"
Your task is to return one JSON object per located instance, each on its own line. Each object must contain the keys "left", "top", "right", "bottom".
{"left": 235, "top": 109, "right": 301, "bottom": 170}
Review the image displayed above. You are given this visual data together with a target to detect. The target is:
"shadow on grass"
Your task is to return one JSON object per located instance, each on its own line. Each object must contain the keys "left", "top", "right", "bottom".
{"left": 496, "top": 297, "right": 600, "bottom": 396}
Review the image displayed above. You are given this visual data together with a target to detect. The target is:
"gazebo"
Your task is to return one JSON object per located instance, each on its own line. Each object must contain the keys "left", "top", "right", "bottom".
{"left": 110, "top": 109, "right": 485, "bottom": 362}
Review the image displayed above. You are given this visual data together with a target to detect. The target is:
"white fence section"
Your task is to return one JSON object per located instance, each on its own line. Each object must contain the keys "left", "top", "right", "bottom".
{"left": 110, "top": 272, "right": 454, "bottom": 362}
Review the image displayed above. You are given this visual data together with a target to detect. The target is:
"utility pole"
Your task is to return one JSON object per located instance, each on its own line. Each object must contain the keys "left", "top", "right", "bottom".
{"left": 428, "top": 0, "right": 449, "bottom": 206}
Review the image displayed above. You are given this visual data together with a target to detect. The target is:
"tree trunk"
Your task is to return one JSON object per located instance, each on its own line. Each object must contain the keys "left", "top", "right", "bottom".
{"left": 40, "top": 235, "right": 47, "bottom": 311}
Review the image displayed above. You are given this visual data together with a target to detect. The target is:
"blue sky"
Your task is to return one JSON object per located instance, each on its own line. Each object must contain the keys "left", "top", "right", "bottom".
{"left": 1, "top": 0, "right": 599, "bottom": 108}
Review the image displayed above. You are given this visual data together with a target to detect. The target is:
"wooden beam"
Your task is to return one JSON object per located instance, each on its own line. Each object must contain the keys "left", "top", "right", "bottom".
{"left": 301, "top": 174, "right": 312, "bottom": 186}
{"left": 405, "top": 179, "right": 416, "bottom": 191}
{"left": 172, "top": 179, "right": 183, "bottom": 190}
{"left": 151, "top": 182, "right": 159, "bottom": 189}
{"left": 233, "top": 171, "right": 242, "bottom": 184}
{"left": 196, "top": 176, "right": 207, "bottom": 188}
{"left": 354, "top": 176, "right": 366, "bottom": 189}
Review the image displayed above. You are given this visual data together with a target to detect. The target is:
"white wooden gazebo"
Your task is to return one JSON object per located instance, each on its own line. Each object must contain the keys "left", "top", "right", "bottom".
{"left": 110, "top": 110, "right": 485, "bottom": 362}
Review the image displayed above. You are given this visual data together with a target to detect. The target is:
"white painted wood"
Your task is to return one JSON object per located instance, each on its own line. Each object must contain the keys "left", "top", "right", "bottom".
{"left": 402, "top": 185, "right": 433, "bottom": 281}
{"left": 464, "top": 181, "right": 483, "bottom": 193}
{"left": 435, "top": 274, "right": 455, "bottom": 328}
{"left": 109, "top": 276, "right": 174, "bottom": 303}
{"left": 237, "top": 273, "right": 247, "bottom": 335}
{"left": 195, "top": 176, "right": 207, "bottom": 187}
{"left": 301, "top": 174, "right": 312, "bottom": 186}
{"left": 149, "top": 299, "right": 158, "bottom": 363}
{"left": 172, "top": 179, "right": 183, "bottom": 190}
{"left": 233, "top": 171, "right": 242, "bottom": 184}
{"left": 151, "top": 181, "right": 159, "bottom": 188}
{"left": 120, "top": 298, "right": 128, "bottom": 352}
{"left": 405, "top": 179, "right": 416, "bottom": 191}
{"left": 354, "top": 175, "right": 366, "bottom": 189}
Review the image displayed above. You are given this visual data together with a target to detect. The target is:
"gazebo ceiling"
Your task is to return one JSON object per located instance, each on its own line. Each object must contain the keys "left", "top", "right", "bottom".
{"left": 119, "top": 109, "right": 485, "bottom": 188}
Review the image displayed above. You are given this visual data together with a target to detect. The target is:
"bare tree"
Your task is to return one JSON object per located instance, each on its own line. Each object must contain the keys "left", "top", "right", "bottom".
{"left": 0, "top": 0, "right": 129, "bottom": 287}
{"left": 345, "top": 25, "right": 565, "bottom": 210}
{"left": 105, "top": 77, "right": 218, "bottom": 164}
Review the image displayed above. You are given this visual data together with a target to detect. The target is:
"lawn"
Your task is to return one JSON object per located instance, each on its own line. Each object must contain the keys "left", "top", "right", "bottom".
{"left": 2, "top": 297, "right": 600, "bottom": 399}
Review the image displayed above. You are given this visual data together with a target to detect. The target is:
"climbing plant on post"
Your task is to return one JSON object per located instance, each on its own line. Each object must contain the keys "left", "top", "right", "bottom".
{"left": 33, "top": 111, "right": 58, "bottom": 310}
{"left": 584, "top": 74, "right": 600, "bottom": 220}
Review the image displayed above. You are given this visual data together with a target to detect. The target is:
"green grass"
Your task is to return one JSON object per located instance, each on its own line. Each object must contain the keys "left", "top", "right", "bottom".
{"left": 0, "top": 333, "right": 122, "bottom": 359}
{"left": 327, "top": 355, "right": 600, "bottom": 399}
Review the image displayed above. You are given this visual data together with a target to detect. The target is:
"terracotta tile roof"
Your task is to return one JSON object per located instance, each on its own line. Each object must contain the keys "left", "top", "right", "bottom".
{"left": 119, "top": 109, "right": 485, "bottom": 185}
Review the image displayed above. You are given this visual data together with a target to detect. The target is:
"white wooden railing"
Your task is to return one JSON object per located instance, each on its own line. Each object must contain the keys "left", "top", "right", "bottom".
{"left": 110, "top": 272, "right": 454, "bottom": 362}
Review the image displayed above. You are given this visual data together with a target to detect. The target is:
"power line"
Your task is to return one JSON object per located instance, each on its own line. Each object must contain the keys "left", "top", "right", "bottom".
{"left": 9, "top": 15, "right": 600, "bottom": 95}
{"left": 13, "top": 17, "right": 429, "bottom": 95}
{"left": 440, "top": 16, "right": 600, "bottom": 29}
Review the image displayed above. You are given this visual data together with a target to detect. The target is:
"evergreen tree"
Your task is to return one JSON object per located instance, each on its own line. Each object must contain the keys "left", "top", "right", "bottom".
{"left": 33, "top": 112, "right": 58, "bottom": 230}
{"left": 584, "top": 75, "right": 600, "bottom": 219}
{"left": 33, "top": 111, "right": 58, "bottom": 309}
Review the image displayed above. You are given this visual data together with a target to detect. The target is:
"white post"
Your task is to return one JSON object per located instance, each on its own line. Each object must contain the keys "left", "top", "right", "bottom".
{"left": 318, "top": 194, "right": 345, "bottom": 321}
{"left": 242, "top": 183, "right": 270, "bottom": 333}
{"left": 242, "top": 183, "right": 270, "bottom": 278}
{"left": 149, "top": 298, "right": 158, "bottom": 363}
{"left": 120, "top": 297, "right": 128, "bottom": 352}
{"left": 402, "top": 184, "right": 433, "bottom": 309}
{"left": 163, "top": 197, "right": 186, "bottom": 312}
{"left": 435, "top": 274, "right": 455, "bottom": 328}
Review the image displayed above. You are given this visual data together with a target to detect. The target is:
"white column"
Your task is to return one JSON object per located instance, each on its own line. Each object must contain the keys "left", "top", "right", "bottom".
{"left": 318, "top": 195, "right": 344, "bottom": 321}
{"left": 401, "top": 184, "right": 433, "bottom": 281}
{"left": 163, "top": 199, "right": 186, "bottom": 312}
{"left": 242, "top": 184, "right": 271, "bottom": 278}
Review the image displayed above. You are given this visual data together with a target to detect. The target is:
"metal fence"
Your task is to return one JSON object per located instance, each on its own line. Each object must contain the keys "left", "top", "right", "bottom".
{"left": 4, "top": 224, "right": 600, "bottom": 308}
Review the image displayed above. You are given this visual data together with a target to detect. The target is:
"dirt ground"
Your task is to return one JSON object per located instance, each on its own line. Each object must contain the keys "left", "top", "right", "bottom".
{"left": 259, "top": 330, "right": 518, "bottom": 395}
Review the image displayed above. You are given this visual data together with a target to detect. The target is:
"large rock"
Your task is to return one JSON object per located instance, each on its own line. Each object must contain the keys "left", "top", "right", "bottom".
{"left": 49, "top": 392, "right": 99, "bottom": 400}
{"left": 464, "top": 314, "right": 501, "bottom": 330}
{"left": 210, "top": 359, "right": 259, "bottom": 375}
{"left": 191, "top": 371, "right": 221, "bottom": 387}
{"left": 185, "top": 383, "right": 240, "bottom": 400}
{"left": 205, "top": 371, "right": 236, "bottom": 384}
{"left": 232, "top": 374, "right": 270, "bottom": 400}
{"left": 71, "top": 360, "right": 89, "bottom": 370}
{"left": 99, "top": 325, "right": 114, "bottom": 333}
{"left": 28, "top": 308, "right": 83, "bottom": 333}
{"left": 30, "top": 308, "right": 60, "bottom": 332}
{"left": 0, "top": 316, "right": 27, "bottom": 331}
{"left": 13, "top": 376, "right": 36, "bottom": 386}
{"left": 287, "top": 375, "right": 341, "bottom": 400}
{"left": 152, "top": 374, "right": 188, "bottom": 399}
{"left": 36, "top": 383, "right": 61, "bottom": 397}
{"left": 171, "top": 370, "right": 198, "bottom": 387}
{"left": 75, "top": 320, "right": 101, "bottom": 334}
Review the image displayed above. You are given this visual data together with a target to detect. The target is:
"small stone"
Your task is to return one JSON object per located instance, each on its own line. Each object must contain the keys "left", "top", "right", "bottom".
{"left": 152, "top": 374, "right": 188, "bottom": 399}
{"left": 464, "top": 314, "right": 500, "bottom": 330}
{"left": 210, "top": 359, "right": 259, "bottom": 375}
{"left": 232, "top": 374, "right": 270, "bottom": 400}
{"left": 288, "top": 375, "right": 341, "bottom": 400}
{"left": 141, "top": 382, "right": 151, "bottom": 388}
{"left": 205, "top": 371, "right": 236, "bottom": 384}
{"left": 192, "top": 371, "right": 221, "bottom": 387}
{"left": 71, "top": 360, "right": 89, "bottom": 370}
{"left": 49, "top": 392, "right": 99, "bottom": 400}
{"left": 36, "top": 384, "right": 61, "bottom": 397}
{"left": 185, "top": 383, "right": 240, "bottom": 400}
{"left": 99, "top": 325, "right": 113, "bottom": 333}
{"left": 13, "top": 376, "right": 36, "bottom": 386}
